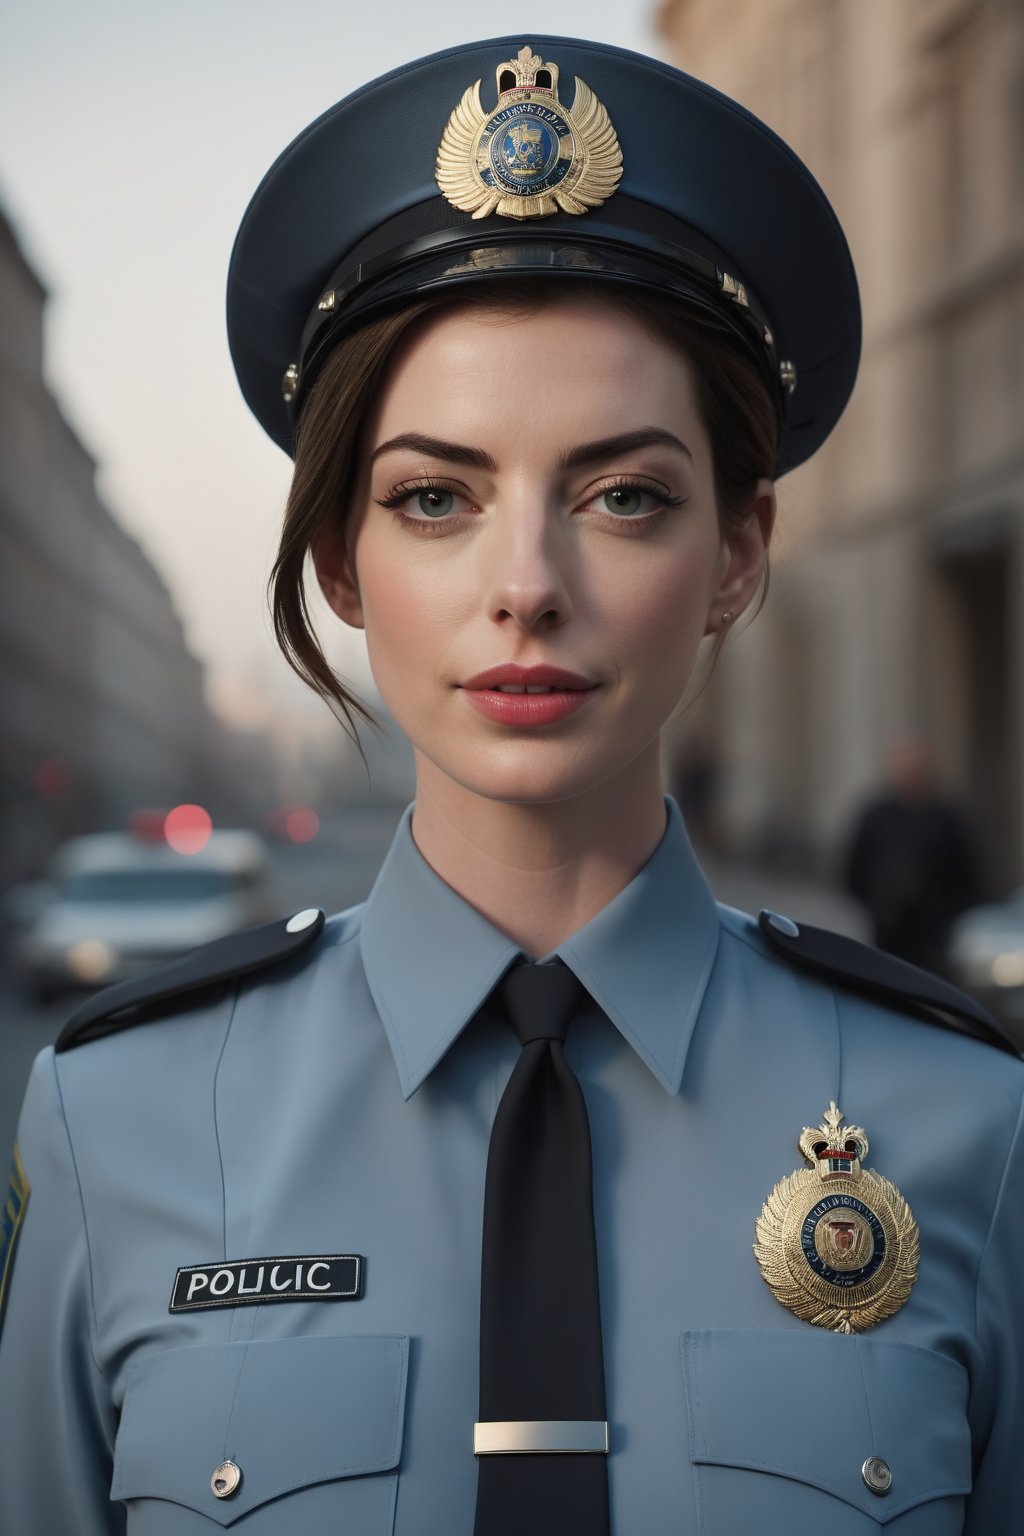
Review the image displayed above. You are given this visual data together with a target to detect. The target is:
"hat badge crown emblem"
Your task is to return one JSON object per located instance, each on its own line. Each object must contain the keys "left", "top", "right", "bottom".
{"left": 496, "top": 45, "right": 558, "bottom": 95}
{"left": 436, "top": 43, "right": 623, "bottom": 222}
{"left": 799, "top": 1102, "right": 870, "bottom": 1181}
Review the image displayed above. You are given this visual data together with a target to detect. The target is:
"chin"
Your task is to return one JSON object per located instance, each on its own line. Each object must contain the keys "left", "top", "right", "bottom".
{"left": 413, "top": 734, "right": 650, "bottom": 808}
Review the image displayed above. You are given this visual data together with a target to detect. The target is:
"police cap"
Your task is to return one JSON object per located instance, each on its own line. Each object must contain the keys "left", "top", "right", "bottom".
{"left": 227, "top": 35, "right": 860, "bottom": 473}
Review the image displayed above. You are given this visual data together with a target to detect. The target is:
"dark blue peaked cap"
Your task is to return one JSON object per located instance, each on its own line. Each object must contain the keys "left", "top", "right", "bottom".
{"left": 227, "top": 35, "right": 860, "bottom": 473}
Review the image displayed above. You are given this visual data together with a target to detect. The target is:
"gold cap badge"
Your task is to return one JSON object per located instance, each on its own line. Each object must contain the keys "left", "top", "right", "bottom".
{"left": 754, "top": 1103, "right": 919, "bottom": 1334}
{"left": 435, "top": 45, "right": 623, "bottom": 221}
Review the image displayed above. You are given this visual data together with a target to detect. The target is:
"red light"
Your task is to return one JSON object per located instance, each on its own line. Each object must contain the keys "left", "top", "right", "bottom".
{"left": 285, "top": 807, "right": 319, "bottom": 844}
{"left": 164, "top": 804, "right": 213, "bottom": 854}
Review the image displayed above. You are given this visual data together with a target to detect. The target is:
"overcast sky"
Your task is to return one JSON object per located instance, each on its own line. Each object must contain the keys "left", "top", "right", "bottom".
{"left": 0, "top": 1, "right": 661, "bottom": 731}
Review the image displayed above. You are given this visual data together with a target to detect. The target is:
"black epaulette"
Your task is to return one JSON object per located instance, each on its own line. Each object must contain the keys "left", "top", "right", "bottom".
{"left": 758, "top": 909, "right": 1020, "bottom": 1057}
{"left": 55, "top": 908, "right": 326, "bottom": 1053}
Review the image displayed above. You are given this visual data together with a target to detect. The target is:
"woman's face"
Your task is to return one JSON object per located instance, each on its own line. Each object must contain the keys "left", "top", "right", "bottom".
{"left": 317, "top": 298, "right": 773, "bottom": 809}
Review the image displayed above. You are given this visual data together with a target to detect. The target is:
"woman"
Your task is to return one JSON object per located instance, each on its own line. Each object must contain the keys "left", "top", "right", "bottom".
{"left": 1, "top": 35, "right": 1021, "bottom": 1535}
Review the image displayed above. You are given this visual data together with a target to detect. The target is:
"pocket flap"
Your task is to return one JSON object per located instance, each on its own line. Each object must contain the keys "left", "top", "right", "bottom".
{"left": 112, "top": 1334, "right": 408, "bottom": 1525}
{"left": 682, "top": 1329, "right": 971, "bottom": 1523}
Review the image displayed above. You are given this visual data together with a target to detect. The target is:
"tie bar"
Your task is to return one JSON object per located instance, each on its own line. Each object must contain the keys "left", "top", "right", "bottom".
{"left": 474, "top": 1420, "right": 610, "bottom": 1455}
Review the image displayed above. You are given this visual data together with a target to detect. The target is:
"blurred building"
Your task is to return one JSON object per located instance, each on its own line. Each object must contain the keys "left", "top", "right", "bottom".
{"left": 0, "top": 206, "right": 246, "bottom": 884}
{"left": 659, "top": 0, "right": 1024, "bottom": 889}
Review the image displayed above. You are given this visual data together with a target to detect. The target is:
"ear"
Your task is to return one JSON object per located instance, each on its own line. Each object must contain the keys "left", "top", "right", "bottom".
{"left": 706, "top": 479, "right": 775, "bottom": 634}
{"left": 312, "top": 525, "right": 364, "bottom": 630}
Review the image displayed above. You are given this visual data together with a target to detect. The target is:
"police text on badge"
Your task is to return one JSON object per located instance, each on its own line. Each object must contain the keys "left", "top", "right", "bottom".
{"left": 169, "top": 1254, "right": 362, "bottom": 1311}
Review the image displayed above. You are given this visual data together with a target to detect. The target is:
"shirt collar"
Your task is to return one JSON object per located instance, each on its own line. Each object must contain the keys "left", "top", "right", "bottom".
{"left": 359, "top": 798, "right": 720, "bottom": 1100}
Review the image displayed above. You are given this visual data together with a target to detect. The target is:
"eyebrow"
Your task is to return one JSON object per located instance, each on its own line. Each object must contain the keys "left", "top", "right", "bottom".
{"left": 368, "top": 426, "right": 693, "bottom": 473}
{"left": 370, "top": 433, "right": 497, "bottom": 470}
{"left": 559, "top": 429, "right": 693, "bottom": 469}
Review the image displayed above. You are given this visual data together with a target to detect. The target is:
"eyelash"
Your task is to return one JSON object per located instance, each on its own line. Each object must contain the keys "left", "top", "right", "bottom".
{"left": 375, "top": 478, "right": 470, "bottom": 526}
{"left": 581, "top": 477, "right": 686, "bottom": 533}
{"left": 374, "top": 477, "right": 686, "bottom": 536}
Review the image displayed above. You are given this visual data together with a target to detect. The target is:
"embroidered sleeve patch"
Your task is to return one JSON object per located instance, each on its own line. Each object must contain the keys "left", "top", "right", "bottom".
{"left": 169, "top": 1254, "right": 363, "bottom": 1312}
{"left": 0, "top": 1145, "right": 30, "bottom": 1331}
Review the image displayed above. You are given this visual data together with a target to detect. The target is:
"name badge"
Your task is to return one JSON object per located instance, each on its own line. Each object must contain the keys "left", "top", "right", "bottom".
{"left": 169, "top": 1254, "right": 362, "bottom": 1312}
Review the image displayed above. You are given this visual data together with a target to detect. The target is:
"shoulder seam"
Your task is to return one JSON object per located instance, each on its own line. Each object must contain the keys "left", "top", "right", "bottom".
{"left": 319, "top": 913, "right": 364, "bottom": 951}
{"left": 973, "top": 1077, "right": 1024, "bottom": 1350}
{"left": 721, "top": 918, "right": 778, "bottom": 964}
{"left": 212, "top": 980, "right": 241, "bottom": 1260}
{"left": 49, "top": 1051, "right": 110, "bottom": 1389}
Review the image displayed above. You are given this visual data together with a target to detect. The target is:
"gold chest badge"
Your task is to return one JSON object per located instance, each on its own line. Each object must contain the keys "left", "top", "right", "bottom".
{"left": 754, "top": 1103, "right": 919, "bottom": 1334}
{"left": 436, "top": 45, "right": 622, "bottom": 221}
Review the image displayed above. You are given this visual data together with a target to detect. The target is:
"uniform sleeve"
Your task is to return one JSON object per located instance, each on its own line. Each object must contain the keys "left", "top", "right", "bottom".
{"left": 965, "top": 1080, "right": 1024, "bottom": 1533}
{"left": 0, "top": 1047, "right": 124, "bottom": 1535}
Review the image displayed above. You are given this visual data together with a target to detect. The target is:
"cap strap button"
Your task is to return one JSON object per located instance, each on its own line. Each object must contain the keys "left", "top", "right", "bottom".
{"left": 281, "top": 363, "right": 299, "bottom": 402}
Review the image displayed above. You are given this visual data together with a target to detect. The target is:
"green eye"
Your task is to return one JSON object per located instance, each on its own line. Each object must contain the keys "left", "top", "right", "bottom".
{"left": 416, "top": 489, "right": 455, "bottom": 517}
{"left": 601, "top": 487, "right": 647, "bottom": 516}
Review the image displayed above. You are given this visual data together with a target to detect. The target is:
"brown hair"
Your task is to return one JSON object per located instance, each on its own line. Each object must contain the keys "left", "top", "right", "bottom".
{"left": 269, "top": 280, "right": 778, "bottom": 741}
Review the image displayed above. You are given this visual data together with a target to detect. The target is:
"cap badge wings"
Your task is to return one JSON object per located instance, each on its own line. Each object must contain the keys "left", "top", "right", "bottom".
{"left": 436, "top": 46, "right": 623, "bottom": 221}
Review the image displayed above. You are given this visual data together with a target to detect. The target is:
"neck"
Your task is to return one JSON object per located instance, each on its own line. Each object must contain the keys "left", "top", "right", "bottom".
{"left": 410, "top": 746, "right": 668, "bottom": 957}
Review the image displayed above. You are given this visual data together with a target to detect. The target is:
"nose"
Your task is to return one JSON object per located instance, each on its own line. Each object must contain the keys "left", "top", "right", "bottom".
{"left": 482, "top": 502, "right": 573, "bottom": 632}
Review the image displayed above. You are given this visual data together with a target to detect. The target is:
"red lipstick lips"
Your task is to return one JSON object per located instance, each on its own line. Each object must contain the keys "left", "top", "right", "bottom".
{"left": 459, "top": 664, "right": 597, "bottom": 727}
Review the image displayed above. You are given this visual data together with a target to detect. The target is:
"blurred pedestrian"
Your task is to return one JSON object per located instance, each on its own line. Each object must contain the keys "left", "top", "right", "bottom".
{"left": 844, "top": 740, "right": 981, "bottom": 972}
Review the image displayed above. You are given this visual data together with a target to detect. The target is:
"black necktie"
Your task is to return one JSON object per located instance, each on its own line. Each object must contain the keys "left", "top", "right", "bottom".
{"left": 473, "top": 960, "right": 610, "bottom": 1535}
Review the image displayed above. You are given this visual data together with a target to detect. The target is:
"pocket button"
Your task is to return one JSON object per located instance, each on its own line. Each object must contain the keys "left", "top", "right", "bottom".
{"left": 211, "top": 1460, "right": 243, "bottom": 1499}
{"left": 861, "top": 1456, "right": 892, "bottom": 1496}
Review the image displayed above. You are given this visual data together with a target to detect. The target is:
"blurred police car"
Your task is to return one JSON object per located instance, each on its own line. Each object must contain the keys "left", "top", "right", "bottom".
{"left": 948, "top": 890, "right": 1024, "bottom": 1043}
{"left": 13, "top": 828, "right": 274, "bottom": 1001}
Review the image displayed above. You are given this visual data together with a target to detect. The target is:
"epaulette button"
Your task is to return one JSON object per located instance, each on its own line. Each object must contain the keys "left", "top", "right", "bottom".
{"left": 762, "top": 910, "right": 800, "bottom": 939}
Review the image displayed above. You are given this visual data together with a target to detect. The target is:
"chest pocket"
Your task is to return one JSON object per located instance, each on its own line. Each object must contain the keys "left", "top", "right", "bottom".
{"left": 682, "top": 1330, "right": 971, "bottom": 1534}
{"left": 111, "top": 1334, "right": 407, "bottom": 1531}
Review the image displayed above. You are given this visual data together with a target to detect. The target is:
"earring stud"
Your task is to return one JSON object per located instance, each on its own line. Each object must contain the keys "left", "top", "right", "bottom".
{"left": 721, "top": 611, "right": 734, "bottom": 625}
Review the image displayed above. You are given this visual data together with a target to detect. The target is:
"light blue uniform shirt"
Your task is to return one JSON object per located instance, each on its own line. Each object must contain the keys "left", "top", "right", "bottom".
{"left": 2, "top": 799, "right": 1023, "bottom": 1532}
